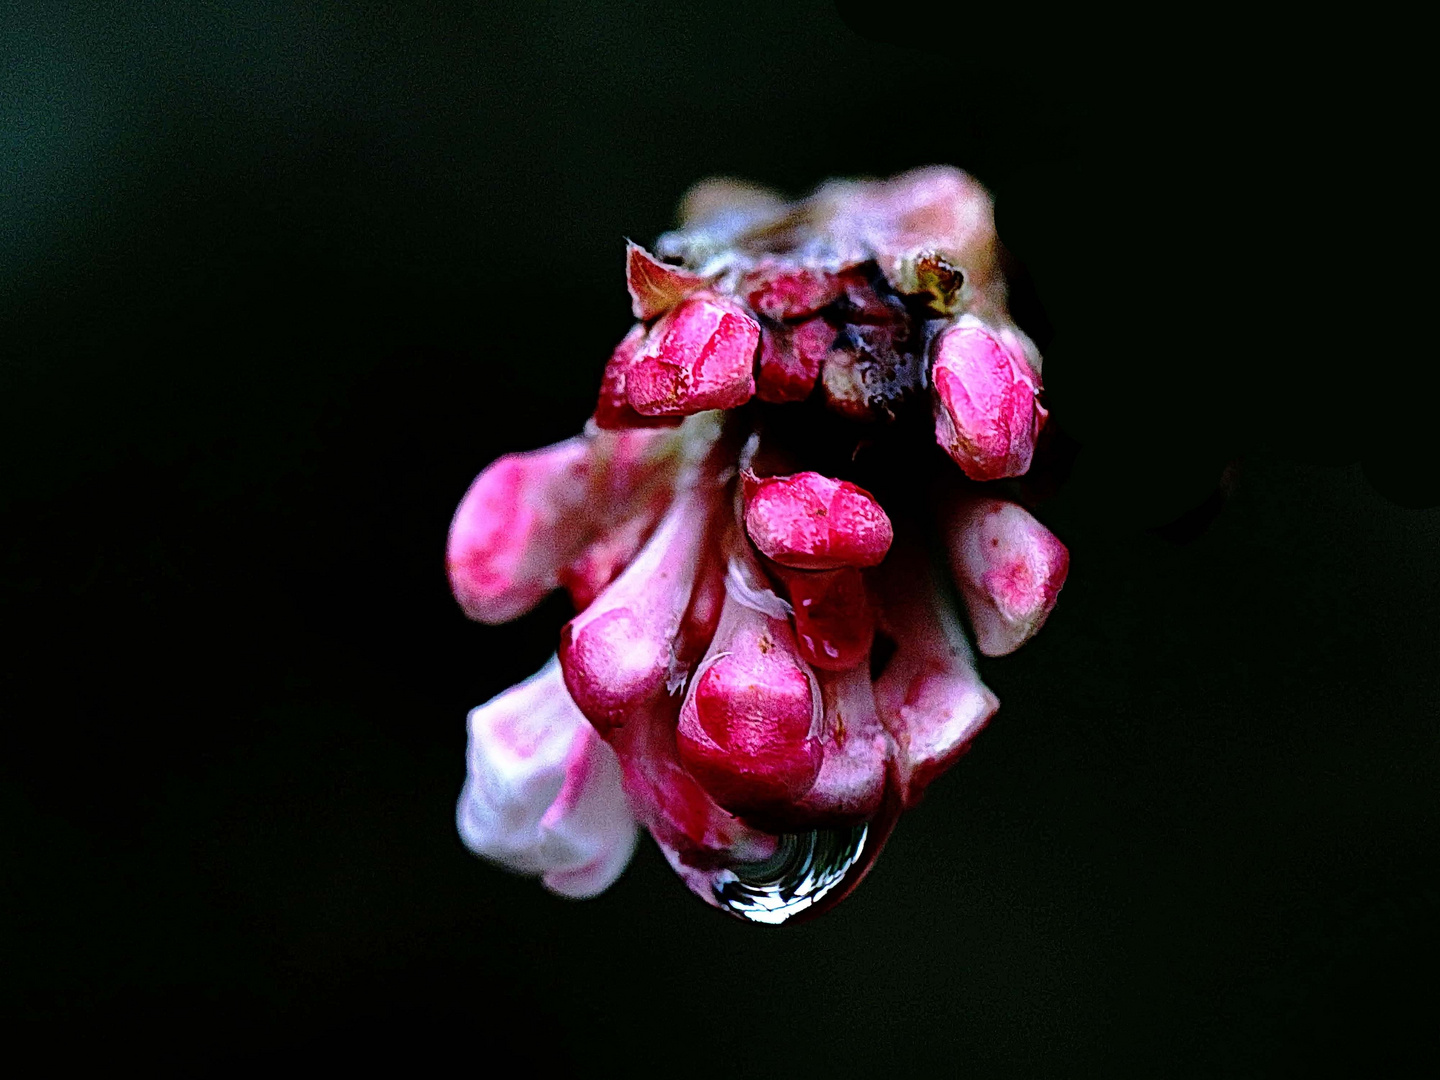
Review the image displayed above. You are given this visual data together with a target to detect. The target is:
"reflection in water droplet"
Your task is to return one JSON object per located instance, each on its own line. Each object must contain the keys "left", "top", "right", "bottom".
{"left": 711, "top": 824, "right": 869, "bottom": 924}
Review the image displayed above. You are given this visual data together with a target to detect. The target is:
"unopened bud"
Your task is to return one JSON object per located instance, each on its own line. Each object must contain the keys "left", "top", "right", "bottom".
{"left": 788, "top": 665, "right": 889, "bottom": 826}
{"left": 744, "top": 471, "right": 893, "bottom": 570}
{"left": 756, "top": 317, "right": 833, "bottom": 404}
{"left": 593, "top": 324, "right": 684, "bottom": 430}
{"left": 447, "top": 430, "right": 682, "bottom": 623}
{"left": 626, "top": 292, "right": 759, "bottom": 416}
{"left": 676, "top": 548, "right": 822, "bottom": 815}
{"left": 942, "top": 497, "right": 1069, "bottom": 657}
{"left": 741, "top": 262, "right": 849, "bottom": 321}
{"left": 559, "top": 480, "right": 716, "bottom": 731}
{"left": 626, "top": 241, "right": 711, "bottom": 321}
{"left": 931, "top": 316, "right": 1046, "bottom": 481}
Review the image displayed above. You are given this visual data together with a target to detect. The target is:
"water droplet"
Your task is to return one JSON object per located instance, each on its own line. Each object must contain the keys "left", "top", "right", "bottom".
{"left": 711, "top": 824, "right": 869, "bottom": 924}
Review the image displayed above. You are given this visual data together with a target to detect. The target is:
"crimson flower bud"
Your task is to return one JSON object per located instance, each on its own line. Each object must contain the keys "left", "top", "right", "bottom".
{"left": 741, "top": 262, "right": 849, "bottom": 321}
{"left": 456, "top": 656, "right": 638, "bottom": 898}
{"left": 676, "top": 544, "right": 823, "bottom": 816}
{"left": 604, "top": 691, "right": 777, "bottom": 873}
{"left": 871, "top": 531, "right": 1000, "bottom": 806}
{"left": 943, "top": 496, "right": 1069, "bottom": 657}
{"left": 770, "top": 563, "right": 875, "bottom": 672}
{"left": 593, "top": 323, "right": 684, "bottom": 431}
{"left": 449, "top": 167, "right": 1070, "bottom": 918}
{"left": 744, "top": 471, "right": 893, "bottom": 570}
{"left": 755, "top": 316, "right": 833, "bottom": 404}
{"left": 931, "top": 315, "right": 1047, "bottom": 481}
{"left": 625, "top": 292, "right": 759, "bottom": 416}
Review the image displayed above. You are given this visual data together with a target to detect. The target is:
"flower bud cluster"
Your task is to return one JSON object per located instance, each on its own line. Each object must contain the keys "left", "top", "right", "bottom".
{"left": 452, "top": 168, "right": 1069, "bottom": 921}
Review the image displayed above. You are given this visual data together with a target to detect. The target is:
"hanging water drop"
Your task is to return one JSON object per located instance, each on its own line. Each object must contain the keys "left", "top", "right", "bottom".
{"left": 711, "top": 824, "right": 869, "bottom": 924}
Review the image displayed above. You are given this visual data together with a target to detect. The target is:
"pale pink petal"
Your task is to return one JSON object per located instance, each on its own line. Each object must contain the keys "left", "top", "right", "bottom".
{"left": 457, "top": 656, "right": 639, "bottom": 897}
{"left": 943, "top": 496, "right": 1069, "bottom": 657}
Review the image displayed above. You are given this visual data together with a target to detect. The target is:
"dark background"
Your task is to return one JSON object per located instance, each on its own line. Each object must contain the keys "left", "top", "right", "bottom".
{"left": 3, "top": 2, "right": 1436, "bottom": 1073}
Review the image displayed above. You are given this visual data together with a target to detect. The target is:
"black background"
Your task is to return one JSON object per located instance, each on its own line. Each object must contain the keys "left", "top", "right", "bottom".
{"left": 4, "top": 2, "right": 1436, "bottom": 1073}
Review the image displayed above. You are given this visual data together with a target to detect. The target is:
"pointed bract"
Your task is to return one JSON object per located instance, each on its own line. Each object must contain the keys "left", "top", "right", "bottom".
{"left": 626, "top": 241, "right": 711, "bottom": 321}
{"left": 756, "top": 317, "right": 832, "bottom": 404}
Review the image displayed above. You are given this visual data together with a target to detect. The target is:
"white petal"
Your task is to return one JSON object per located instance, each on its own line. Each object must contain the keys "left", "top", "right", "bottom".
{"left": 457, "top": 656, "right": 638, "bottom": 896}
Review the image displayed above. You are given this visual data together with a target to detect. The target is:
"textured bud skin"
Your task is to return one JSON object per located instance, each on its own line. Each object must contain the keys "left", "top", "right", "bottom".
{"left": 932, "top": 317, "right": 1046, "bottom": 481}
{"left": 871, "top": 531, "right": 999, "bottom": 806}
{"left": 772, "top": 563, "right": 875, "bottom": 672}
{"left": 676, "top": 551, "right": 823, "bottom": 815}
{"left": 593, "top": 323, "right": 684, "bottom": 431}
{"left": 559, "top": 481, "right": 715, "bottom": 731}
{"left": 944, "top": 498, "right": 1070, "bottom": 657}
{"left": 456, "top": 657, "right": 638, "bottom": 898}
{"left": 626, "top": 293, "right": 759, "bottom": 416}
{"left": 741, "top": 262, "right": 849, "bottom": 321}
{"left": 605, "top": 692, "right": 777, "bottom": 870}
{"left": 745, "top": 472, "right": 893, "bottom": 570}
{"left": 755, "top": 317, "right": 833, "bottom": 404}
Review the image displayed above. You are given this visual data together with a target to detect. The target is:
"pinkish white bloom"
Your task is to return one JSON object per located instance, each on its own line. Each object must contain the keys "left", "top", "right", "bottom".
{"left": 450, "top": 167, "right": 1070, "bottom": 923}
{"left": 457, "top": 656, "right": 638, "bottom": 898}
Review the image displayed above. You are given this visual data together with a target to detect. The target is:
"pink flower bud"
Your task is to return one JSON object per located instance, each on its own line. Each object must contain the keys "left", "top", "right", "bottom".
{"left": 931, "top": 316, "right": 1047, "bottom": 481}
{"left": 741, "top": 262, "right": 849, "bottom": 321}
{"left": 771, "top": 563, "right": 875, "bottom": 672}
{"left": 559, "top": 478, "right": 717, "bottom": 731}
{"left": 755, "top": 316, "right": 833, "bottom": 404}
{"left": 871, "top": 531, "right": 1000, "bottom": 806}
{"left": 676, "top": 546, "right": 823, "bottom": 816}
{"left": 456, "top": 656, "right": 638, "bottom": 899}
{"left": 625, "top": 292, "right": 759, "bottom": 416}
{"left": 744, "top": 471, "right": 893, "bottom": 570}
{"left": 626, "top": 241, "right": 711, "bottom": 321}
{"left": 788, "top": 665, "right": 890, "bottom": 826}
{"left": 447, "top": 429, "right": 681, "bottom": 623}
{"left": 943, "top": 497, "right": 1069, "bottom": 657}
{"left": 593, "top": 324, "right": 684, "bottom": 431}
